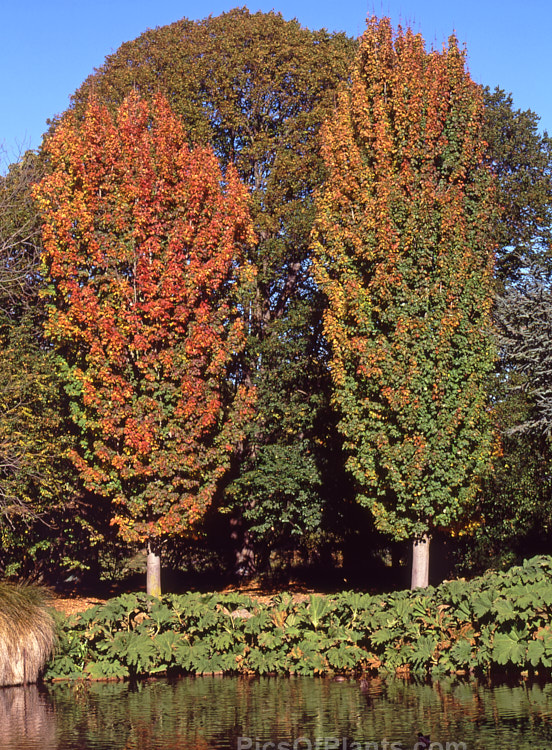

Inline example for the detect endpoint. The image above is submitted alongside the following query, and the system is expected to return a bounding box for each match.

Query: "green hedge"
[45,555,552,681]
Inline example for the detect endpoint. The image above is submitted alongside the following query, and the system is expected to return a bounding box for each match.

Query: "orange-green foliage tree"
[313,18,497,587]
[34,92,255,594]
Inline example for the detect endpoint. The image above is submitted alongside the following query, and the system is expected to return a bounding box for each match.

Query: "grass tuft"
[0,583,56,686]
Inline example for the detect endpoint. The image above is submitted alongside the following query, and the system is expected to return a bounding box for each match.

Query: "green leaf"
[492,630,527,666]
[527,639,546,667]
[306,595,331,630]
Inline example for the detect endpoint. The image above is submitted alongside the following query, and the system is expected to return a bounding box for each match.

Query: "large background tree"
[313,18,497,588]
[34,92,255,594]
[62,8,357,575]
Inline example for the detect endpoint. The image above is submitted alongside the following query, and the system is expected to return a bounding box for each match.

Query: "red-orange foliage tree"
[313,19,497,587]
[34,92,255,594]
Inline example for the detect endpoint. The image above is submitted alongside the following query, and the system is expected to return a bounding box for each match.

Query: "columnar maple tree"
[34,92,255,594]
[313,18,497,587]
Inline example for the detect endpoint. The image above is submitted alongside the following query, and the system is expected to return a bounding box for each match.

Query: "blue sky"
[1,0,549,167]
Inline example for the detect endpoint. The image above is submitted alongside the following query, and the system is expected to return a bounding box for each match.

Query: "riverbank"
[43,555,552,682]
[50,585,315,617]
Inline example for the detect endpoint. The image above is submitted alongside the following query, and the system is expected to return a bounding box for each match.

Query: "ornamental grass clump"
[0,583,56,686]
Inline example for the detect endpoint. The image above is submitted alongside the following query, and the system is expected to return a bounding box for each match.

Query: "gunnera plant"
[0,583,56,686]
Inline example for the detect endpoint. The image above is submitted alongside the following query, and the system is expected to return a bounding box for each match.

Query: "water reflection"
[0,685,57,750]
[1,676,552,750]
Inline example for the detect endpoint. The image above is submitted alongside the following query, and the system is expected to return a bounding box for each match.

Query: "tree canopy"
[69,8,355,322]
[2,8,551,587]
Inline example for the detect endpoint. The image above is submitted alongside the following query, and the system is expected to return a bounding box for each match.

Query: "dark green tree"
[482,88,552,284]
[454,382,552,575]
[64,8,357,574]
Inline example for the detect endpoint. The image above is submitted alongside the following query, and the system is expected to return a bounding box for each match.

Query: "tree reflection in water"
[0,685,57,749]
[1,676,552,750]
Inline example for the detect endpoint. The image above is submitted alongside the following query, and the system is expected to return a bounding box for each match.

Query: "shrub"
[46,556,552,681]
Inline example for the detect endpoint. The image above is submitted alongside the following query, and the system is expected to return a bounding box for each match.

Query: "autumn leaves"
[33,18,495,587]
[34,94,255,548]
[312,20,496,580]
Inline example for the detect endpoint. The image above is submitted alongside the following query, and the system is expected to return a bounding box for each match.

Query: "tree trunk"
[230,515,257,578]
[146,542,162,597]
[411,534,430,589]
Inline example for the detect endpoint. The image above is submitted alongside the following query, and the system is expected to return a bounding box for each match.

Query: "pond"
[2,675,552,750]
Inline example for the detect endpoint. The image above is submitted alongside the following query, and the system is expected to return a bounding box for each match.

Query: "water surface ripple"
[2,675,552,750]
